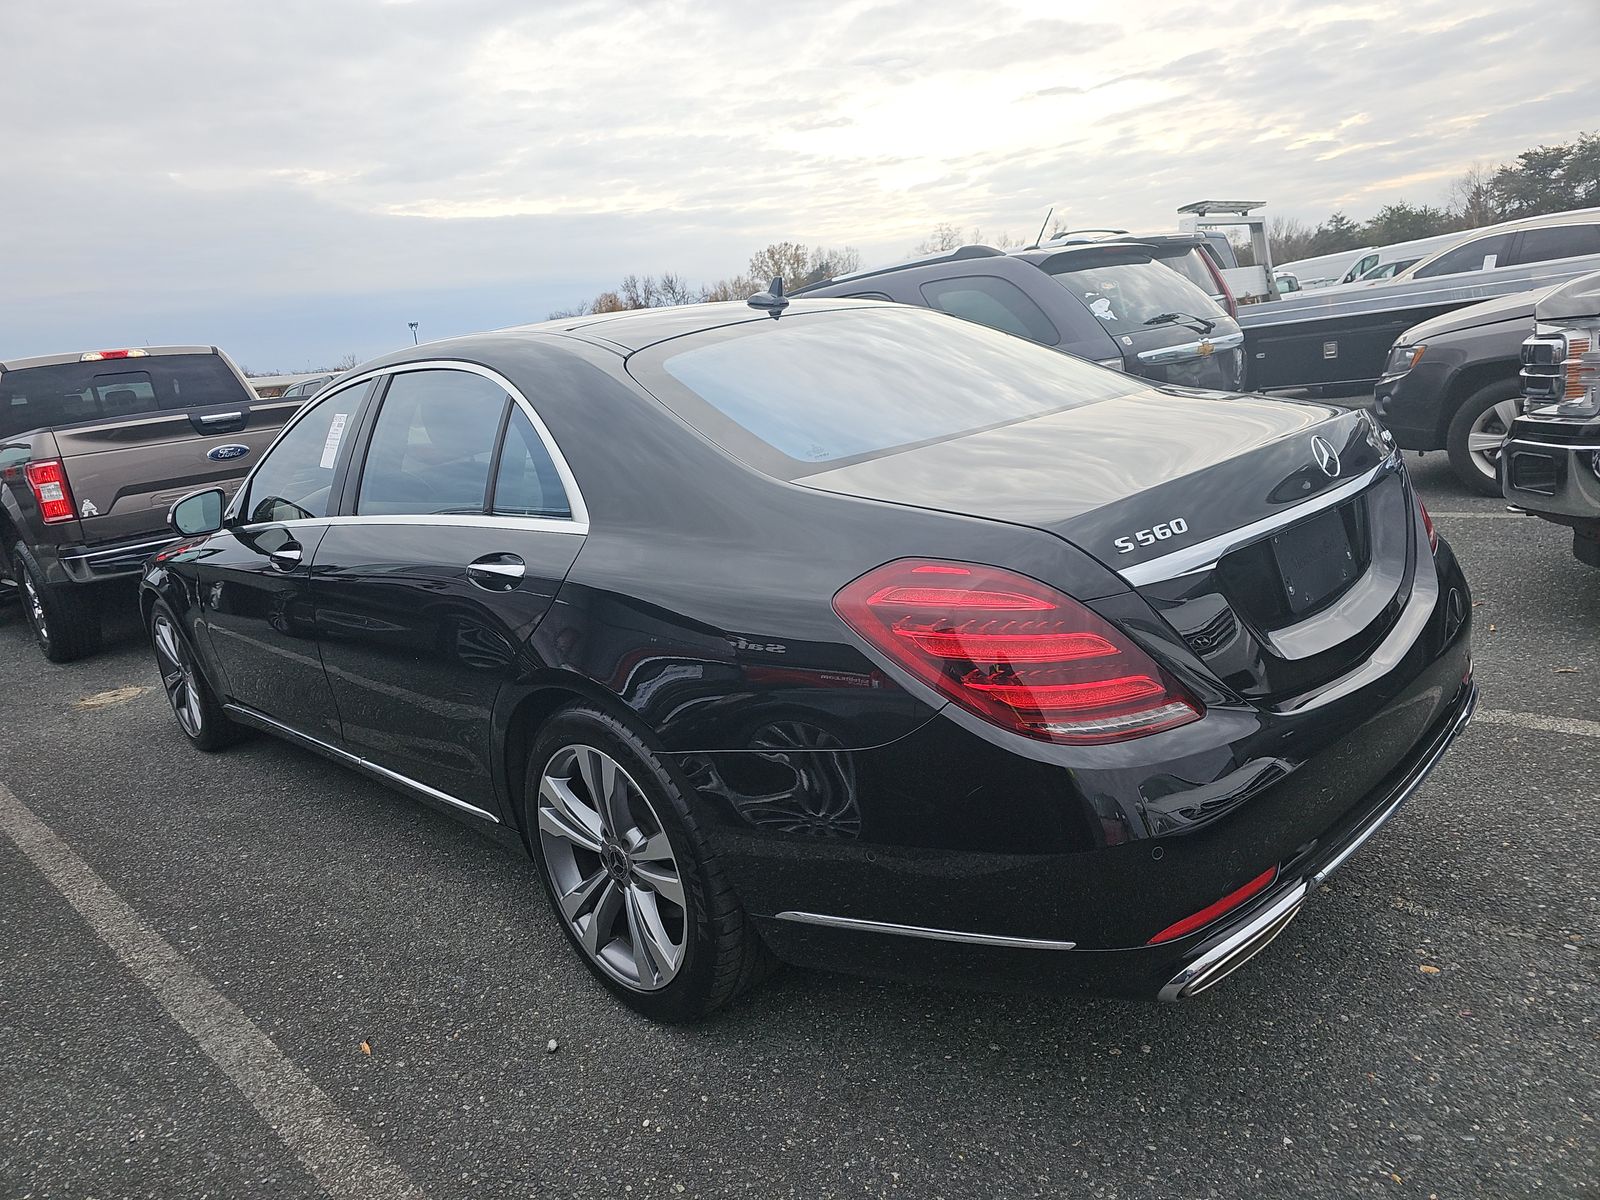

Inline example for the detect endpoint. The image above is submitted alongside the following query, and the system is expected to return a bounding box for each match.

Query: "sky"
[2,0,1596,371]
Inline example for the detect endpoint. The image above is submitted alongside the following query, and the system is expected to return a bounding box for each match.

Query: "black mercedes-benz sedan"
[141,298,1475,1022]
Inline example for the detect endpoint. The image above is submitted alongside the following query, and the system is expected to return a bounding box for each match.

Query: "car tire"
[147,599,244,751]
[523,704,778,1022]
[1446,379,1521,496]
[12,541,102,663]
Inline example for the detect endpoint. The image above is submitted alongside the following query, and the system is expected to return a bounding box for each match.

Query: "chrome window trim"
[1119,453,1400,586]
[226,359,590,533]
[223,703,501,824]
[1135,330,1245,363]
[774,910,1076,951]
[235,513,587,537]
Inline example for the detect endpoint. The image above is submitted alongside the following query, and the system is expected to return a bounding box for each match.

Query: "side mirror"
[169,487,226,537]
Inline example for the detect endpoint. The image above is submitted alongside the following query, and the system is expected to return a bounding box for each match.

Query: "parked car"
[143,298,1475,1022]
[1042,229,1239,316]
[1358,258,1421,283]
[1503,271,1600,568]
[278,374,334,400]
[1374,288,1543,494]
[798,241,1246,390]
[0,345,304,661]
[1240,207,1600,392]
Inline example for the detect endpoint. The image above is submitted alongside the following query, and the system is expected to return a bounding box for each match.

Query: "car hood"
[795,387,1384,573]
[1399,287,1543,342]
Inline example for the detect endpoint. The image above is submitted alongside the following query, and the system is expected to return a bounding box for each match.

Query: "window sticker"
[319,412,349,470]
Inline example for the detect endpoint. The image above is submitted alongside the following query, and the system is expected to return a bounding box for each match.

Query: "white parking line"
[1477,709,1600,739]
[1430,512,1529,519]
[0,783,426,1200]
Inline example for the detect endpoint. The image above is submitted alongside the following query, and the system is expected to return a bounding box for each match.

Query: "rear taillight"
[1147,865,1277,944]
[833,559,1202,745]
[1418,498,1439,554]
[24,459,77,524]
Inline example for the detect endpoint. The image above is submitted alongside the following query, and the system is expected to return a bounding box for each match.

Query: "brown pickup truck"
[1,346,305,661]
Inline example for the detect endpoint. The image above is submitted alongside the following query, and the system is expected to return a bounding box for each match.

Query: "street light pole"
[408,321,419,345]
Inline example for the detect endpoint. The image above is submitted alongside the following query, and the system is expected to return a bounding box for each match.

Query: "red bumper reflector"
[1147,865,1279,945]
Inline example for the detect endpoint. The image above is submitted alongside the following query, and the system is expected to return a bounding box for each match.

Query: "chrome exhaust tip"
[1158,883,1307,1002]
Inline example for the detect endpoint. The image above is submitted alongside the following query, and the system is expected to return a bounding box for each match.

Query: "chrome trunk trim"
[1119,453,1400,586]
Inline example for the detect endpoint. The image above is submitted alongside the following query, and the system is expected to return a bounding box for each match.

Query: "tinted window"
[1412,234,1514,278]
[1512,224,1600,265]
[240,389,362,524]
[1154,248,1219,294]
[1043,254,1226,327]
[641,307,1139,476]
[0,353,251,438]
[357,370,507,516]
[491,408,571,519]
[918,276,1059,345]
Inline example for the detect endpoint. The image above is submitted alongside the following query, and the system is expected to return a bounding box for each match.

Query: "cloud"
[1,0,1595,365]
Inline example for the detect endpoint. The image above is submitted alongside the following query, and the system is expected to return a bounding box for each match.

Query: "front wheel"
[1446,379,1520,496]
[148,600,243,751]
[524,705,777,1022]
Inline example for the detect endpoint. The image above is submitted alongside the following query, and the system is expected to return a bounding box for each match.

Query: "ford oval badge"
[207,444,250,462]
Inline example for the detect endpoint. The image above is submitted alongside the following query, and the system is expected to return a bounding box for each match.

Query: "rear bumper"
[747,676,1477,1002]
[44,534,179,584]
[1158,678,1476,1000]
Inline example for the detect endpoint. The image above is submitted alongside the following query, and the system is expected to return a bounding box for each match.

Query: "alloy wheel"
[1465,397,1520,482]
[536,744,687,992]
[152,613,205,738]
[21,573,49,648]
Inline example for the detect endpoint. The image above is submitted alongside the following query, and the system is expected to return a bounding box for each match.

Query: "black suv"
[797,240,1245,390]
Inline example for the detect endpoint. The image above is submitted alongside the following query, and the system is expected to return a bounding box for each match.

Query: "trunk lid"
[797,389,1413,703]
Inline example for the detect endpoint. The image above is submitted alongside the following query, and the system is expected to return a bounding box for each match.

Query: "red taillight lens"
[1147,865,1277,945]
[1418,498,1438,553]
[833,559,1202,745]
[79,348,148,362]
[24,459,77,524]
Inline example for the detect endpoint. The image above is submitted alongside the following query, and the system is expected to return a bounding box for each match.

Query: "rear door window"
[1509,224,1600,265]
[918,275,1059,345]
[1412,234,1514,278]
[356,369,509,516]
[490,408,572,519]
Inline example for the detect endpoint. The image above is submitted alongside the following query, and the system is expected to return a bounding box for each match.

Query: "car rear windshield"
[0,354,251,439]
[1045,253,1226,328]
[633,307,1140,477]
[1153,248,1220,295]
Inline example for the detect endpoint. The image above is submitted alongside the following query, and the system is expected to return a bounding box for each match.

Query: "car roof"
[0,345,219,372]
[797,239,1163,295]
[503,298,880,352]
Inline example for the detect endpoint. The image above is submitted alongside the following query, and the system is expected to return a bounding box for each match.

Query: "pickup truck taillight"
[24,459,77,523]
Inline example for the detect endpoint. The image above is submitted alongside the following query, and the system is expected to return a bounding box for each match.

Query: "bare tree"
[1448,162,1502,228]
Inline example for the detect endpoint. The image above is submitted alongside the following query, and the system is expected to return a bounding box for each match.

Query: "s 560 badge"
[1114,518,1189,554]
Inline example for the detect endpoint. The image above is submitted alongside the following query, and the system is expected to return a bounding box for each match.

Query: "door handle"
[268,544,303,571]
[466,553,526,590]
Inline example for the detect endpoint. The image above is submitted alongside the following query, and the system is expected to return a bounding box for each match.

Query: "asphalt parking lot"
[1,451,1595,1200]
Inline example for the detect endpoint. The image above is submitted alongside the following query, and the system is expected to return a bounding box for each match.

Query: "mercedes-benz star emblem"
[1311,435,1341,478]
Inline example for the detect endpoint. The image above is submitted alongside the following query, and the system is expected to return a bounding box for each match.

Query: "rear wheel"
[12,541,101,663]
[148,600,243,751]
[524,704,776,1022]
[1446,379,1520,496]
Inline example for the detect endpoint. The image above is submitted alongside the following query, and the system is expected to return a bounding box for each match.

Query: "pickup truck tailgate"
[54,399,300,545]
